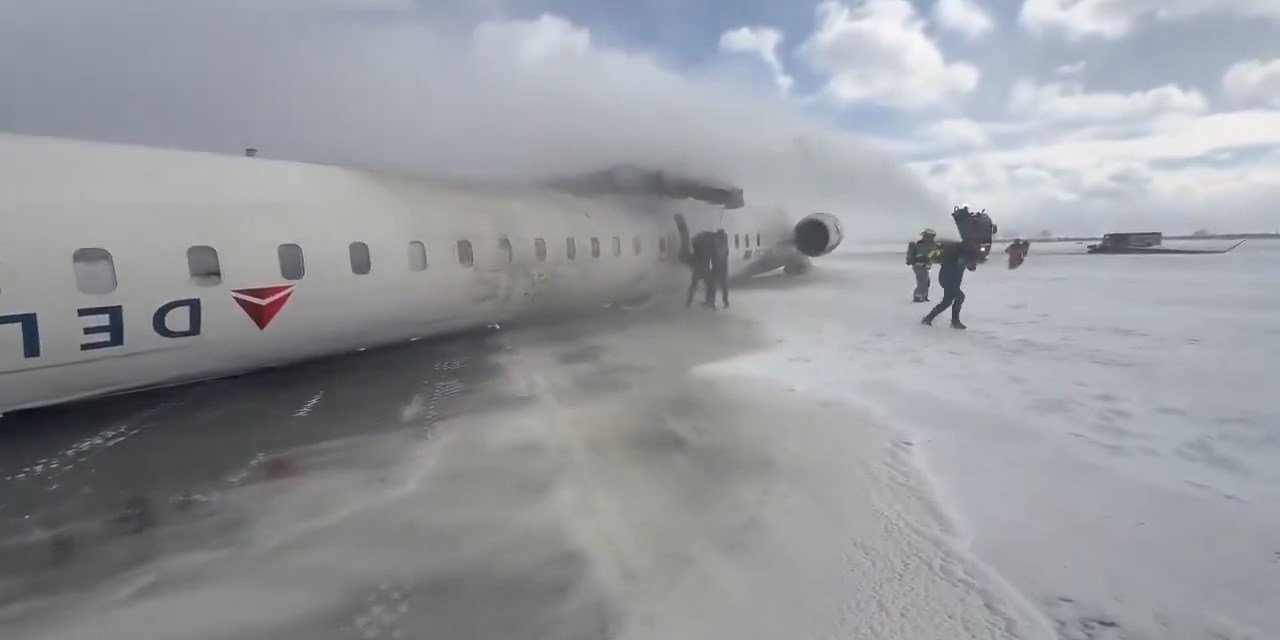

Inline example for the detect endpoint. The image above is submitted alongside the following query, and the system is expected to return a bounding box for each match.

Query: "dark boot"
[950,319,967,330]
[921,315,934,326]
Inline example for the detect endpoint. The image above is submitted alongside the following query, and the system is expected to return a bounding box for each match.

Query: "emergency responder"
[922,240,979,329]
[1005,239,1019,269]
[1005,239,1027,269]
[686,230,717,308]
[712,229,730,308]
[906,228,939,302]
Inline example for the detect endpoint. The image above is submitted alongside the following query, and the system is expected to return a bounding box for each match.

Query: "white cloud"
[718,26,795,95]
[799,0,980,109]
[1008,79,1209,123]
[1020,0,1280,40]
[472,13,594,65]
[1054,60,1086,76]
[934,0,995,40]
[918,118,990,149]
[913,109,1280,234]
[1223,58,1280,107]
[924,155,1280,236]
[996,110,1280,172]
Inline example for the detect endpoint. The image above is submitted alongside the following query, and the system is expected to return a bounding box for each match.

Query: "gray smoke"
[0,0,944,235]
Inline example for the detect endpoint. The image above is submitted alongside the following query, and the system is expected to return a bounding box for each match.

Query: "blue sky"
[2,0,1279,235]
[488,0,1280,135]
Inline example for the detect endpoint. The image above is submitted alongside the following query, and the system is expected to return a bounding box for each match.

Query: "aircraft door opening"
[674,214,691,266]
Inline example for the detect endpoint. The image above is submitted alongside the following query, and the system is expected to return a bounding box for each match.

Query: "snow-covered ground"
[707,239,1280,640]
[7,240,1278,640]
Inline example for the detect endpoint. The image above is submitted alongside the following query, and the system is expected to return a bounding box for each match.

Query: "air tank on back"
[793,212,844,257]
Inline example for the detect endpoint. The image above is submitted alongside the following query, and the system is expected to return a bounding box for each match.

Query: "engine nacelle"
[793,212,844,257]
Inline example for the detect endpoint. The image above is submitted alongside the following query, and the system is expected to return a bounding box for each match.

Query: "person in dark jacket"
[711,229,730,308]
[922,241,978,329]
[686,230,717,308]
[1005,239,1029,269]
[906,228,938,302]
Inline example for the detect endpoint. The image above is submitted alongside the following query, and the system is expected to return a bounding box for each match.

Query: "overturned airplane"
[0,133,844,413]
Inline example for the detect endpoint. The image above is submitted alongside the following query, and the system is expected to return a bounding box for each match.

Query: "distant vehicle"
[1087,232,1244,255]
[1095,232,1163,250]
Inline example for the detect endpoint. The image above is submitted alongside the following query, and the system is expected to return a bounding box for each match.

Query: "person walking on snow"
[1006,239,1029,269]
[906,228,939,302]
[922,241,978,330]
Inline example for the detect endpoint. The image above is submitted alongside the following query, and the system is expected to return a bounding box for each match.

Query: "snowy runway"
[710,240,1280,640]
[3,241,1277,640]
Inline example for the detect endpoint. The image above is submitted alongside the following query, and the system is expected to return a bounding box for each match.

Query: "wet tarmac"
[0,299,775,639]
[0,325,506,600]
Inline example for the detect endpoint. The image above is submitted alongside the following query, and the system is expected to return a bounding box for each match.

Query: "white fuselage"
[0,134,816,413]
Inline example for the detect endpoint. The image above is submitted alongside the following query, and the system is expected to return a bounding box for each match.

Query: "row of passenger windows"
[64,232,766,295]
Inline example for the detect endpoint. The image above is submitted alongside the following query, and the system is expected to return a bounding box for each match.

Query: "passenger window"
[187,245,221,286]
[498,238,512,264]
[278,244,305,280]
[590,237,601,258]
[408,241,428,272]
[535,238,547,261]
[457,240,474,267]
[757,233,762,246]
[73,248,118,294]
[349,242,372,275]
[743,234,750,248]
[611,236,621,257]
[566,238,577,260]
[659,236,668,254]
[734,234,740,249]
[633,236,642,255]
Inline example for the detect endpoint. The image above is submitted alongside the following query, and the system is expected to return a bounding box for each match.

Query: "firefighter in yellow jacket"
[906,228,939,302]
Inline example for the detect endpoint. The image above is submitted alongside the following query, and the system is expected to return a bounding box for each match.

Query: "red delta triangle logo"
[231,285,296,330]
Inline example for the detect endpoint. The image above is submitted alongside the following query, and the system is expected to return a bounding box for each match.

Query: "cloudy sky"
[2,0,1278,237]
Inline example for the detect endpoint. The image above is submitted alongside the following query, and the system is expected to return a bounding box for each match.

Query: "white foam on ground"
[13,243,1278,640]
[498,336,1051,640]
[703,240,1280,640]
[14,300,1055,640]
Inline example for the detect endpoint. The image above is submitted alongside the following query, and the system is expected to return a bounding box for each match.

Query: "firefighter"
[907,228,939,302]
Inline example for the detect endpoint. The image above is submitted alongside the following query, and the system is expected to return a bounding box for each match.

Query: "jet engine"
[793,212,844,257]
